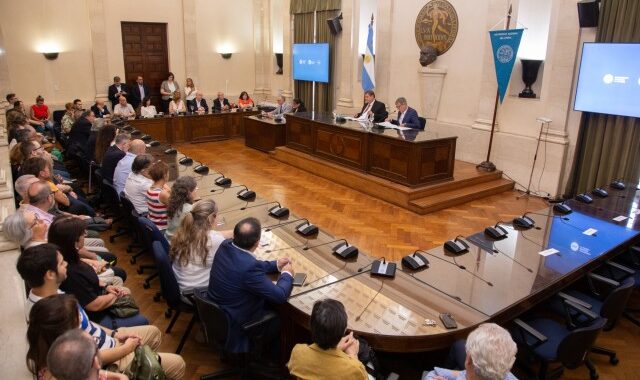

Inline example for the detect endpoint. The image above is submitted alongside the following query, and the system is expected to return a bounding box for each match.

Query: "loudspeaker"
[327,13,343,35]
[577,1,599,28]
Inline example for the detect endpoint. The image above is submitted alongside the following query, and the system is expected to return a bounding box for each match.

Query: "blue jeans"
[98,313,149,329]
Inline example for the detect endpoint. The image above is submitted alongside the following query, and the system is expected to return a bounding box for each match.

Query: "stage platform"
[271,146,514,214]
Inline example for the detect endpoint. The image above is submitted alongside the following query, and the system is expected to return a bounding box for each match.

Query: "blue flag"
[362,20,375,91]
[489,29,524,103]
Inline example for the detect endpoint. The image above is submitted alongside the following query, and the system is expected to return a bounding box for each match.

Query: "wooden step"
[409,178,515,214]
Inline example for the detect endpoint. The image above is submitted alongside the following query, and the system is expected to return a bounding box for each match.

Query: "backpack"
[123,345,166,380]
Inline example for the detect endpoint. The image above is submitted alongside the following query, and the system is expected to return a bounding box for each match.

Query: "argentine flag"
[362,19,375,91]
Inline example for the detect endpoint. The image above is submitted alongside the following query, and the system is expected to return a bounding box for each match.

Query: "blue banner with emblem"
[489,29,524,103]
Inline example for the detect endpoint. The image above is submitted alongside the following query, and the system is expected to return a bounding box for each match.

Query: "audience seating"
[137,216,167,289]
[119,194,145,255]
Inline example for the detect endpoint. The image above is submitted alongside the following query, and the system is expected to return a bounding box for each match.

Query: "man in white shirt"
[113,96,135,119]
[268,95,292,117]
[113,139,146,195]
[124,154,154,214]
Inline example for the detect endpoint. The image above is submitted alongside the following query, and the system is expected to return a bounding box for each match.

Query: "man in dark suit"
[100,133,130,184]
[388,97,422,130]
[212,91,231,112]
[190,91,208,114]
[67,110,95,157]
[130,75,150,110]
[107,76,129,109]
[355,90,388,122]
[208,217,294,354]
[90,99,110,118]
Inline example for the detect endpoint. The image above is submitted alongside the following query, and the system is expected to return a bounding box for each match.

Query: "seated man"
[355,90,388,122]
[387,97,422,130]
[113,96,135,119]
[423,323,517,380]
[191,91,209,114]
[207,217,294,354]
[288,299,368,380]
[113,139,145,195]
[123,153,154,214]
[268,95,292,118]
[67,110,95,157]
[213,91,231,112]
[101,132,131,184]
[47,330,128,380]
[90,99,111,119]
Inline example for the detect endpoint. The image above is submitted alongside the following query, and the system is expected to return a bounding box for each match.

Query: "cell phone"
[292,273,307,286]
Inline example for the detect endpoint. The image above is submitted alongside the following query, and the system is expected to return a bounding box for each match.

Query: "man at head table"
[268,95,292,118]
[191,91,209,114]
[113,96,135,119]
[386,97,422,130]
[213,91,231,112]
[354,90,388,122]
[90,99,110,119]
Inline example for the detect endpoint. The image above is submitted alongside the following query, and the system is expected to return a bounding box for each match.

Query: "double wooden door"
[121,22,169,108]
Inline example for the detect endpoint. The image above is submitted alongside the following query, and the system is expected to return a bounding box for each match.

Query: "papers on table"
[375,121,413,131]
[539,248,559,257]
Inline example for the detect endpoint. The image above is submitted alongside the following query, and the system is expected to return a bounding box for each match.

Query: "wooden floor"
[102,138,640,380]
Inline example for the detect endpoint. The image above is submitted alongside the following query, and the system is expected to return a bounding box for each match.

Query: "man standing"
[213,91,231,112]
[387,97,422,129]
[101,133,131,184]
[130,75,149,110]
[268,95,292,117]
[113,139,146,195]
[208,217,294,354]
[355,90,388,122]
[108,76,129,109]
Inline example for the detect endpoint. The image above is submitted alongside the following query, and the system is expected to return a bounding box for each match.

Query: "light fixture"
[220,53,232,59]
[43,52,59,60]
[275,53,283,74]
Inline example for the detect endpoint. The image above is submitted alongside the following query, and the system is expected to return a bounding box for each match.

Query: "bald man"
[113,139,146,195]
[213,91,231,112]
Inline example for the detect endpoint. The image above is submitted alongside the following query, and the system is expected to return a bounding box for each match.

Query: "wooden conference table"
[147,140,640,352]
[128,110,259,144]
[284,112,458,187]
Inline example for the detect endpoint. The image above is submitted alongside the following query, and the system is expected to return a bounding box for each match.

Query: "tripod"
[518,117,551,199]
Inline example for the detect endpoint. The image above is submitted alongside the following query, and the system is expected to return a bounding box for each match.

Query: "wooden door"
[121,22,168,108]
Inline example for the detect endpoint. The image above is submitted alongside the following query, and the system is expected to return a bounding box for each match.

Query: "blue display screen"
[574,43,640,118]
[292,43,330,83]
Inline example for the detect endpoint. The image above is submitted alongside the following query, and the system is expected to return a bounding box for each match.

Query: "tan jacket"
[287,343,368,380]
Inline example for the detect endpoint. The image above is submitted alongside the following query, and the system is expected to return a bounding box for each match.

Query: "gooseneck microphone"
[414,250,493,287]
[355,280,385,321]
[263,218,308,232]
[490,244,534,273]
[209,184,246,195]
[302,239,347,251]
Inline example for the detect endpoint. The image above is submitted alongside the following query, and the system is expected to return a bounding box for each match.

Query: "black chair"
[607,246,640,326]
[511,304,607,380]
[137,216,168,289]
[193,288,281,380]
[100,180,127,241]
[119,193,144,254]
[418,116,426,130]
[151,241,197,354]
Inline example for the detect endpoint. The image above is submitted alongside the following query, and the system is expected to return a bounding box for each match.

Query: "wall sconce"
[275,53,283,75]
[220,53,232,59]
[43,52,59,60]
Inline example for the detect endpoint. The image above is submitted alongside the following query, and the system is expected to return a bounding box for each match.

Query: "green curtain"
[565,0,640,196]
[290,0,340,14]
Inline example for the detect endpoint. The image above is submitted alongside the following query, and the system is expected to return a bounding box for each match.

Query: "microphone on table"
[210,184,246,194]
[303,239,359,260]
[263,218,308,232]
[355,280,385,321]
[164,145,177,155]
[414,249,493,287]
[236,185,256,201]
[193,160,209,174]
[240,201,290,218]
[214,174,232,187]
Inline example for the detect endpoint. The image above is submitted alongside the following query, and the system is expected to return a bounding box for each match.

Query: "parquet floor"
[102,138,640,380]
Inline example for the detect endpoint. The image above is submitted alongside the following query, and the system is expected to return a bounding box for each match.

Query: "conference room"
[1,0,640,379]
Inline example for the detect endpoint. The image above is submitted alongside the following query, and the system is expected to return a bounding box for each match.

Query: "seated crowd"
[5,89,515,380]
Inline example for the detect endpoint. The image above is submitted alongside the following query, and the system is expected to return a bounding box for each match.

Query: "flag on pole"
[362,16,375,91]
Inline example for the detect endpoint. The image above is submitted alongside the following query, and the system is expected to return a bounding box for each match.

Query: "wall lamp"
[220,53,232,59]
[43,52,59,60]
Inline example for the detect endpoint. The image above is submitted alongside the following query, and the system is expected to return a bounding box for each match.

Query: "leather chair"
[511,303,607,380]
[100,179,127,241]
[137,216,168,289]
[151,241,197,354]
[119,193,145,255]
[193,288,282,380]
[418,116,426,130]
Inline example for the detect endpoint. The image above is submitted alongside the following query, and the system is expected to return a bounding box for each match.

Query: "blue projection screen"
[574,43,640,118]
[292,43,330,83]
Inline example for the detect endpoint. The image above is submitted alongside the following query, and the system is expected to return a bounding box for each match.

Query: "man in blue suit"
[208,217,295,354]
[388,97,423,130]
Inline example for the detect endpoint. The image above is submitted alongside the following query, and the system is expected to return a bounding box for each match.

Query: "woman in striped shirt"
[146,161,171,230]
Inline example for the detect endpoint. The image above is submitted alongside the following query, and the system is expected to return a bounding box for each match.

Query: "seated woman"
[237,91,254,109]
[140,96,158,118]
[61,102,76,135]
[168,92,186,115]
[164,176,197,241]
[26,294,185,380]
[124,154,154,214]
[292,98,307,113]
[288,299,368,380]
[169,199,231,293]
[49,216,146,328]
[146,160,171,230]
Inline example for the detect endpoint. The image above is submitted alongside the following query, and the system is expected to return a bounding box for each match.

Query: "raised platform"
[271,146,514,214]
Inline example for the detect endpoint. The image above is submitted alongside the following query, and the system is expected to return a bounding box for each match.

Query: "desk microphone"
[164,145,177,155]
[193,160,209,174]
[240,201,289,218]
[355,280,385,321]
[263,218,308,232]
[524,211,570,221]
[210,184,245,194]
[415,250,493,286]
[214,174,232,187]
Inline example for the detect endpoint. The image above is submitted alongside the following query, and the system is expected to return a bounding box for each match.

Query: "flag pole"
[477,4,512,172]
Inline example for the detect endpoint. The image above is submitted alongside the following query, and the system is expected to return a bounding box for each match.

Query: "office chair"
[418,116,426,130]
[151,241,197,354]
[100,179,127,241]
[136,216,168,289]
[511,300,607,380]
[193,288,282,379]
[119,194,145,254]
